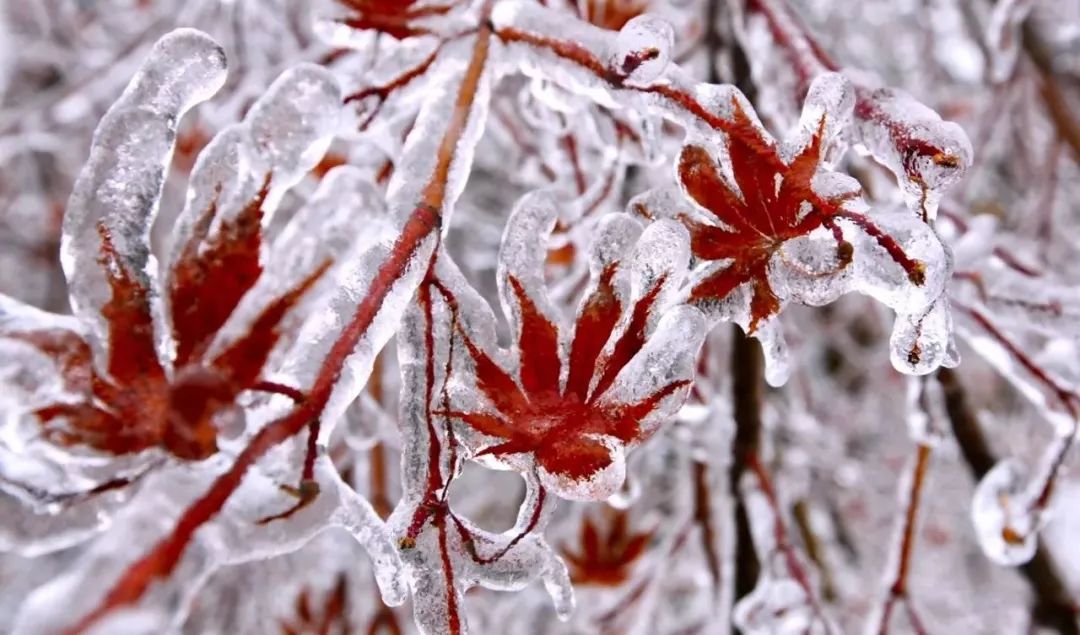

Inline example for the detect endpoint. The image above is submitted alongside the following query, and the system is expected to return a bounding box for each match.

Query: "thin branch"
[730,326,764,606]
[938,369,1079,635]
[874,442,933,635]
[693,459,722,595]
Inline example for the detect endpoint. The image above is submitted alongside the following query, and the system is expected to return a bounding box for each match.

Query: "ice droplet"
[733,576,826,635]
[609,15,674,85]
[906,376,948,445]
[972,459,1038,566]
[755,319,792,387]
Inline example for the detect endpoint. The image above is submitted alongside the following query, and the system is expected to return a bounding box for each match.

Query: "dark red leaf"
[566,264,621,400]
[211,259,332,391]
[508,275,561,398]
[170,175,270,367]
[536,434,613,481]
[96,223,165,385]
[459,331,529,417]
[676,99,925,333]
[590,275,666,401]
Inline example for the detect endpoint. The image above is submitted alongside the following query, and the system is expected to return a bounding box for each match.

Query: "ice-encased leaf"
[164,64,342,372]
[391,260,574,634]
[61,29,227,370]
[433,192,703,501]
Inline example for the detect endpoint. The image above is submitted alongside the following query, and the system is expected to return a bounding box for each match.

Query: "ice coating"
[342,37,446,135]
[850,210,949,314]
[1,295,158,551]
[429,194,704,502]
[600,305,706,437]
[384,32,495,232]
[733,0,974,224]
[637,76,952,379]
[60,29,227,368]
[587,212,644,276]
[241,64,343,190]
[796,73,854,167]
[971,459,1038,567]
[185,66,343,365]
[12,454,404,634]
[0,0,1013,631]
[165,127,245,273]
[264,167,396,429]
[623,219,691,319]
[955,308,1077,433]
[497,190,567,369]
[755,319,792,388]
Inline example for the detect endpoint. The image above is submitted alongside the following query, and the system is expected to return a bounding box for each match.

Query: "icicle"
[61,29,227,368]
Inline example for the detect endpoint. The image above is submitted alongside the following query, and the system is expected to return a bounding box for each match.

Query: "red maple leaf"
[335,0,458,39]
[441,255,691,499]
[584,0,651,31]
[18,180,329,460]
[676,99,926,332]
[561,507,653,586]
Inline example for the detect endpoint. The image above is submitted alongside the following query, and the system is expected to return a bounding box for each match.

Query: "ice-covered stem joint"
[743,0,972,222]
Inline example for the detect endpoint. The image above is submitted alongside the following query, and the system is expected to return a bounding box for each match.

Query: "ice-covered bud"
[852,87,973,221]
[972,459,1038,566]
[733,576,827,635]
[608,15,674,85]
[755,319,791,387]
[890,297,954,376]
